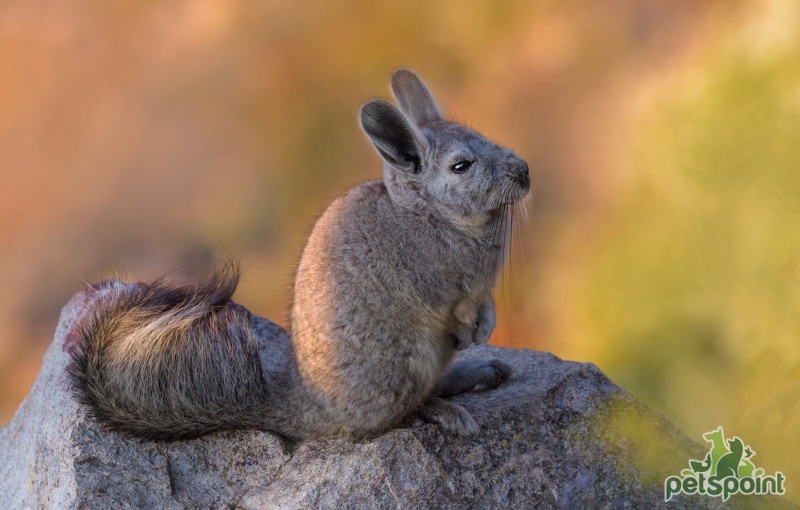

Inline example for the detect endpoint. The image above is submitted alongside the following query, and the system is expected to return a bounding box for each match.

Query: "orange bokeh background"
[2,0,798,501]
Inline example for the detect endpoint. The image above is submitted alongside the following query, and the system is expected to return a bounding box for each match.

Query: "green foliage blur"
[563,8,800,495]
[0,0,797,501]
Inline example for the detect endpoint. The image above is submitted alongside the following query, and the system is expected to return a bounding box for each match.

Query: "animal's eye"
[450,160,473,174]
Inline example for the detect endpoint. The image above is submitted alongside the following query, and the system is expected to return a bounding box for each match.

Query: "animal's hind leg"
[419,397,479,436]
[434,358,512,398]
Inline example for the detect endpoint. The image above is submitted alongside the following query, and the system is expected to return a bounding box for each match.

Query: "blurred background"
[1,0,798,501]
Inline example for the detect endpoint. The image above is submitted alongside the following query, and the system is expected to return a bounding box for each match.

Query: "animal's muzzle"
[509,158,530,190]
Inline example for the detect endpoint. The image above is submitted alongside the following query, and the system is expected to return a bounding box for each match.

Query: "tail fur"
[67,261,272,440]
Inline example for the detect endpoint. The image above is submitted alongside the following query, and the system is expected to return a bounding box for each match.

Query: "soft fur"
[67,69,530,441]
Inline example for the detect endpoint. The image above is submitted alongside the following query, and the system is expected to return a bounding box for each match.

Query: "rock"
[0,287,795,509]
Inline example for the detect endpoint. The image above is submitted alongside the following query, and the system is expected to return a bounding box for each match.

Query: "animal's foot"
[479,358,512,389]
[419,398,480,436]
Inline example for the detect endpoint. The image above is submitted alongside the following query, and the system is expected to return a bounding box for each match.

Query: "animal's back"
[291,180,456,434]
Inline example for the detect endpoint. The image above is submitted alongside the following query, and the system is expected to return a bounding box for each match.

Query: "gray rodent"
[67,69,530,441]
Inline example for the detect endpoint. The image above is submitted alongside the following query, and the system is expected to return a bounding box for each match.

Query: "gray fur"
[434,358,512,398]
[68,69,530,441]
[391,68,444,126]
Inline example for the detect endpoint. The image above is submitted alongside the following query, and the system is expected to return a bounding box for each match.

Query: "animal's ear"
[391,69,443,127]
[360,99,424,174]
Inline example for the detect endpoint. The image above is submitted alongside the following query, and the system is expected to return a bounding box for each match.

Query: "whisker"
[515,194,531,276]
[508,203,515,286]
[500,200,513,347]
[477,182,526,348]
[500,203,511,342]
[488,188,510,277]
[478,222,498,286]
[76,274,92,288]
[478,188,506,282]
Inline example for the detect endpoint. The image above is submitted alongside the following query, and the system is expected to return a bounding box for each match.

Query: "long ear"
[391,69,443,126]
[360,99,424,174]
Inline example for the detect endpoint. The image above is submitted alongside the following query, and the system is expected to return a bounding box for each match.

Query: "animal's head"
[728,438,744,454]
[360,69,529,227]
[703,426,724,443]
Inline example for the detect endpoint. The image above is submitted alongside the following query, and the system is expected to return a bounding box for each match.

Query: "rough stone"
[0,287,795,509]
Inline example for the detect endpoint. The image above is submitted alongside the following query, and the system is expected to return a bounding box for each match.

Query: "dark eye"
[450,160,473,173]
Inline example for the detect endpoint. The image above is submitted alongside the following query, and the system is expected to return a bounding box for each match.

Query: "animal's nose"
[509,157,530,189]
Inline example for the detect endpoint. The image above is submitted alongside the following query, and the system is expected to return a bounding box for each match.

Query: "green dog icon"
[702,426,728,476]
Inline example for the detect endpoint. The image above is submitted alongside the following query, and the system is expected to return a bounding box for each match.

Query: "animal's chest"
[410,239,496,305]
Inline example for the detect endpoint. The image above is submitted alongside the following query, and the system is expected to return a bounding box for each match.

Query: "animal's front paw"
[472,296,496,346]
[420,398,480,436]
[453,325,473,352]
[473,318,494,346]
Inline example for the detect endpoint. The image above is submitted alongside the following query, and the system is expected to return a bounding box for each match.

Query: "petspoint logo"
[664,426,786,502]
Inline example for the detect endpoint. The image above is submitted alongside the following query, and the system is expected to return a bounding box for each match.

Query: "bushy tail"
[67,261,272,440]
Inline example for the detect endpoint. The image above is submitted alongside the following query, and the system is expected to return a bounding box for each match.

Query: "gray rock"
[0,288,795,509]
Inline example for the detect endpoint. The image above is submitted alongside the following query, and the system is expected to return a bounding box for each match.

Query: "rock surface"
[0,287,795,509]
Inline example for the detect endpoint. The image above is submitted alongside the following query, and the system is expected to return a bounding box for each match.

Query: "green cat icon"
[716,438,744,478]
